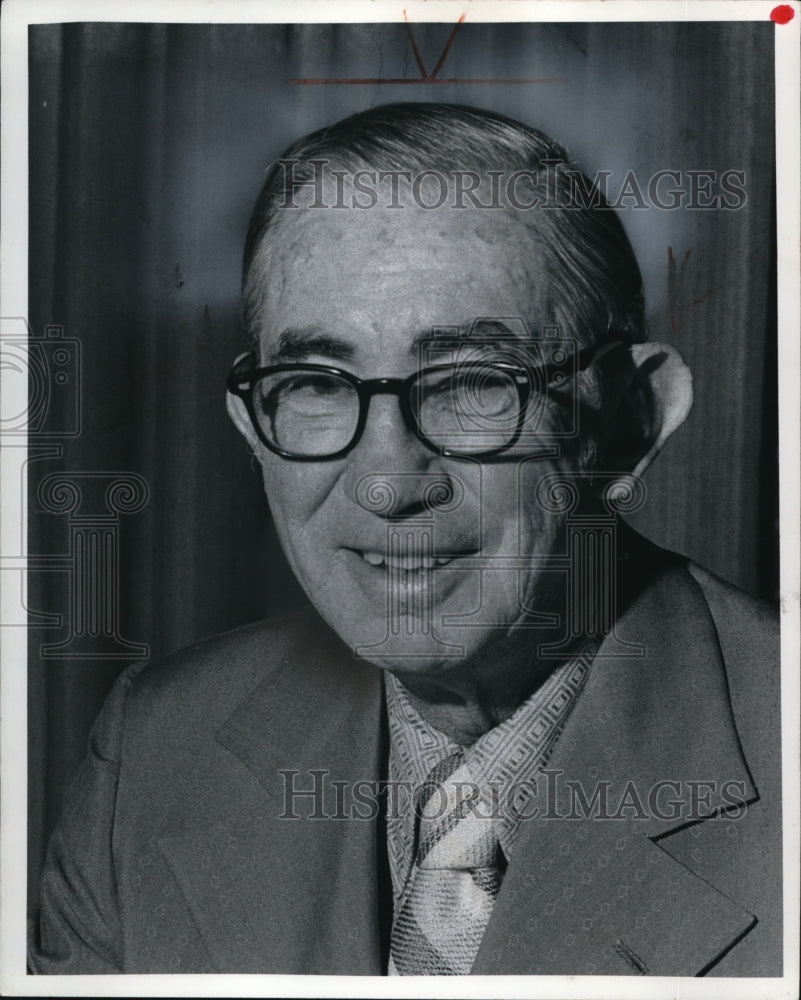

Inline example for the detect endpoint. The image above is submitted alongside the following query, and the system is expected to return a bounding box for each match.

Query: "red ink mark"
[770,4,794,22]
[288,76,571,85]
[686,287,723,307]
[427,13,466,80]
[403,10,430,80]
[288,12,570,86]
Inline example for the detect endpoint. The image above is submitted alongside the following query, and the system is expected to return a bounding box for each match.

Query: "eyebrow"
[268,319,525,365]
[409,319,522,353]
[269,329,356,363]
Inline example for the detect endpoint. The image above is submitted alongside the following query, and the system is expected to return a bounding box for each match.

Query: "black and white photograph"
[1,1,799,996]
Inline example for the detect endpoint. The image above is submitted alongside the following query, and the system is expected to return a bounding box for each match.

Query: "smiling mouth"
[358,550,456,570]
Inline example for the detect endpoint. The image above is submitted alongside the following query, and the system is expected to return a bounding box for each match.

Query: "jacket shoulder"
[687,562,780,787]
[134,612,308,698]
[92,607,329,763]
[687,562,778,653]
[686,562,779,688]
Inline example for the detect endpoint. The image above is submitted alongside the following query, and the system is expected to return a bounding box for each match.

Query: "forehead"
[255,202,553,353]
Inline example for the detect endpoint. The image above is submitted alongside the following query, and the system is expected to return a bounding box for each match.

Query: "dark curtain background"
[26,21,777,913]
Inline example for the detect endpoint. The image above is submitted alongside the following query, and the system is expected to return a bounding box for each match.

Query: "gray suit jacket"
[29,537,782,976]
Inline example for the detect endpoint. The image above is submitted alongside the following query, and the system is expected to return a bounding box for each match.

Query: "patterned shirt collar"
[384,643,597,903]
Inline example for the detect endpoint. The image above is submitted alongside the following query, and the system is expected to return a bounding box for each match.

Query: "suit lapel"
[159,610,389,973]
[474,559,759,975]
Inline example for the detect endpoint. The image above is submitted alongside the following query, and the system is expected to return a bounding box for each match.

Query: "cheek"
[492,458,575,558]
[516,502,565,555]
[259,453,342,542]
[478,462,566,549]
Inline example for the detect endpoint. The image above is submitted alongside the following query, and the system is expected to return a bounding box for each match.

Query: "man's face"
[245,197,584,676]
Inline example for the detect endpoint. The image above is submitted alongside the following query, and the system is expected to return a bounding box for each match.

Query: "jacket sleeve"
[28,663,145,974]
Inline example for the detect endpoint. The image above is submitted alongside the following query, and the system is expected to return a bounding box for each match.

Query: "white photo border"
[2,1,799,997]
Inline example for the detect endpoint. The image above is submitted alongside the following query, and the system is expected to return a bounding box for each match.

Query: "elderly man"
[29,103,780,977]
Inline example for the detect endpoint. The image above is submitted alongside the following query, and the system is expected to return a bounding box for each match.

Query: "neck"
[388,630,581,745]
[387,522,649,744]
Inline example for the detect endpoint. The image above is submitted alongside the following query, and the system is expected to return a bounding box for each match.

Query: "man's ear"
[226,349,260,451]
[226,389,259,451]
[226,349,262,452]
[607,342,693,480]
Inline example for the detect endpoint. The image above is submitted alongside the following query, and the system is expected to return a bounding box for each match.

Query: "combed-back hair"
[241,102,646,357]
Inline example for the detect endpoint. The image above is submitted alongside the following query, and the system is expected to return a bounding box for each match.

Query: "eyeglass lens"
[258,370,361,457]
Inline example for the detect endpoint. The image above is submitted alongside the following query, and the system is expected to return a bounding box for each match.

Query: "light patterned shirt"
[384,642,598,904]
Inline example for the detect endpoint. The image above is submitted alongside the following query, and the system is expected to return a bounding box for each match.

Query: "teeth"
[388,556,433,571]
[359,551,455,569]
[362,551,385,566]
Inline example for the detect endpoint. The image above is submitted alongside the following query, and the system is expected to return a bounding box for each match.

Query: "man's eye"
[260,373,353,419]
[426,374,456,396]
[283,375,344,397]
[454,367,519,394]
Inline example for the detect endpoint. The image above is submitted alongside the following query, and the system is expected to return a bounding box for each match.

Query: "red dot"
[770,4,795,23]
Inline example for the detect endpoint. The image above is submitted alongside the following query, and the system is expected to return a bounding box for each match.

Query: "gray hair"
[241,102,645,354]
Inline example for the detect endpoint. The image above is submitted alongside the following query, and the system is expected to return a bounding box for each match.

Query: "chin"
[321,605,470,674]
[361,649,471,677]
[362,620,512,683]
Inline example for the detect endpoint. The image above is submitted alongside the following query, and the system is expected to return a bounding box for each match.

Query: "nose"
[343,393,445,518]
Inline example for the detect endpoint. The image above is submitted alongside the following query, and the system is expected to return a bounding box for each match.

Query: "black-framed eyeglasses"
[226,337,630,461]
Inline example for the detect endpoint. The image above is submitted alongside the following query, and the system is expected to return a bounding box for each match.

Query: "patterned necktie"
[389,750,505,975]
